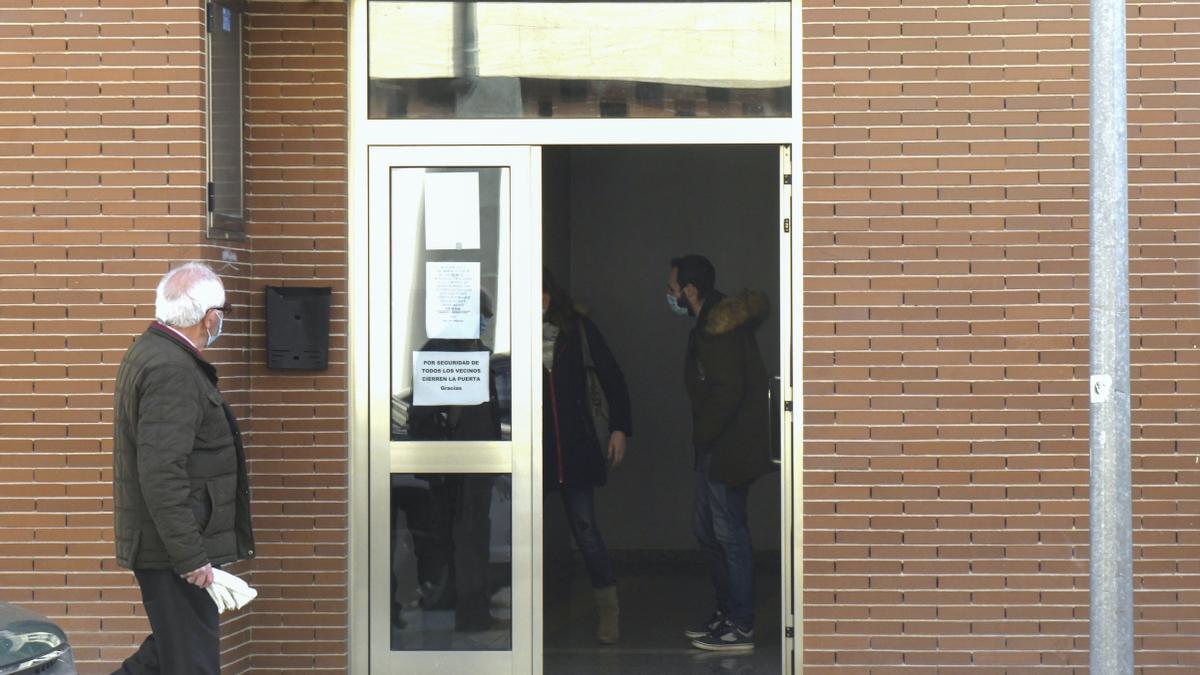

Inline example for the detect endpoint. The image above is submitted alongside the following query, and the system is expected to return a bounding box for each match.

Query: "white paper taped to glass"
[426,261,481,339]
[413,351,490,406]
[423,172,481,251]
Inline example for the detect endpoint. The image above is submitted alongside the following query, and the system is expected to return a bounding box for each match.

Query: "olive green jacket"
[112,323,255,574]
[685,291,774,487]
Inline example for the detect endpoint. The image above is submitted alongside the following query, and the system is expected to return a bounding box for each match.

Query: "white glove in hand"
[205,569,258,614]
[215,584,236,612]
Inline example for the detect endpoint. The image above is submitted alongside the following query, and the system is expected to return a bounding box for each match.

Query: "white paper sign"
[424,172,481,251]
[413,351,490,406]
[1090,374,1113,403]
[426,262,480,339]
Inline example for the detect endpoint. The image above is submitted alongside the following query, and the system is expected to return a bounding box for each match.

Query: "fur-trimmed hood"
[705,290,769,336]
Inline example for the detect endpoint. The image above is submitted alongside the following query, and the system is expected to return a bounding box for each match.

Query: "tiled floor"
[544,558,782,674]
[387,553,784,672]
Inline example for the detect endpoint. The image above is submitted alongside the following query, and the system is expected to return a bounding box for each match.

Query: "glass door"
[367,146,540,673]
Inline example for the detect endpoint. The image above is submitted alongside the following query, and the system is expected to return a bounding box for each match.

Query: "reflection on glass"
[209,2,243,234]
[389,167,512,441]
[368,1,791,119]
[390,473,513,650]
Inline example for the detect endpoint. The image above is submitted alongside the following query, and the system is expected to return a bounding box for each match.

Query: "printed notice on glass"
[423,172,480,251]
[426,262,480,339]
[413,351,490,406]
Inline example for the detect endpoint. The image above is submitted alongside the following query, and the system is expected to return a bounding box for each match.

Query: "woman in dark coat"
[542,270,632,644]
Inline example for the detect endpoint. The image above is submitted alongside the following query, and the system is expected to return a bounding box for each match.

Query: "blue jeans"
[693,469,754,631]
[561,487,616,589]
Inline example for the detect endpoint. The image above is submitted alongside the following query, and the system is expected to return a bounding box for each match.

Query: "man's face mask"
[666,290,690,316]
[206,311,223,347]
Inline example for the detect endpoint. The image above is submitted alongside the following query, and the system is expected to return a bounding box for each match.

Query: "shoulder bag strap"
[578,318,596,369]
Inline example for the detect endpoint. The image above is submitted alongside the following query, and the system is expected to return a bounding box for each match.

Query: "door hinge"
[784,400,793,412]
[783,173,792,185]
[785,626,794,638]
[206,2,214,33]
[783,217,791,234]
[207,181,215,212]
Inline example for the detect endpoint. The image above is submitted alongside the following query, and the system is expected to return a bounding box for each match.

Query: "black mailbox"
[265,285,330,370]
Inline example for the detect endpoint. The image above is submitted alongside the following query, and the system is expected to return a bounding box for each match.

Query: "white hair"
[155,262,225,328]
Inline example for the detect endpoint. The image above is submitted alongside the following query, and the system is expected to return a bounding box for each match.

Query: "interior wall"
[541,148,577,573]
[542,149,572,289]
[559,145,782,551]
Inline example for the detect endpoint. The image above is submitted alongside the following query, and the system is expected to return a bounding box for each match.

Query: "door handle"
[769,375,783,465]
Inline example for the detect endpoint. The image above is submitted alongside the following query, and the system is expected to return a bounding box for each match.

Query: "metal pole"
[454,1,479,80]
[1089,0,1132,671]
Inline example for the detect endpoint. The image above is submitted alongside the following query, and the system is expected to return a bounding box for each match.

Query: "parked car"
[0,603,75,675]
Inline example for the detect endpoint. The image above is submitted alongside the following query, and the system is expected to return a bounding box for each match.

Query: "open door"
[366,146,541,674]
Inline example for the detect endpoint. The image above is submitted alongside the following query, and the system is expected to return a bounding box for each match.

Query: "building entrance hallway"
[539,146,785,674]
[543,554,782,674]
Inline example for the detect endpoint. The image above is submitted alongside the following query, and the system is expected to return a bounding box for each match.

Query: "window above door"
[366,0,791,119]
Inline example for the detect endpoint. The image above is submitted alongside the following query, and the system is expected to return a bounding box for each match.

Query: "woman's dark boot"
[594,585,619,644]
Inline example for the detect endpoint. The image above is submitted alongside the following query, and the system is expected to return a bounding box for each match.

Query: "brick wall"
[242,0,348,672]
[6,0,1199,671]
[0,0,348,672]
[803,0,1200,670]
[0,0,221,671]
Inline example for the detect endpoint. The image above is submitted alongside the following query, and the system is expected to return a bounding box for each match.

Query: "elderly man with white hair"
[111,262,255,675]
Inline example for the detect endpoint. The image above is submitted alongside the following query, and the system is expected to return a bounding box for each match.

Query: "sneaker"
[683,611,726,639]
[691,619,755,652]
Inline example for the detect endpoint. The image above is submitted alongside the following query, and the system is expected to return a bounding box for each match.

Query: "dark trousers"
[113,569,219,675]
[450,476,496,629]
[693,469,755,631]
[560,487,616,589]
[390,476,497,630]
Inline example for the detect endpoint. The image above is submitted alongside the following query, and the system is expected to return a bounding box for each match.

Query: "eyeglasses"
[207,302,232,315]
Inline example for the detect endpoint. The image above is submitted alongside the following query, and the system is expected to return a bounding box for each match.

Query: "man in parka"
[111,262,255,675]
[667,254,772,652]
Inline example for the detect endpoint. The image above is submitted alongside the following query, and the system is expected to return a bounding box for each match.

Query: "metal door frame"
[363,145,541,673]
[355,142,798,674]
[347,1,804,671]
[778,145,798,674]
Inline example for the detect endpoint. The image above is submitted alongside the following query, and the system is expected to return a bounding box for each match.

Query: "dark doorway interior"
[542,145,783,674]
